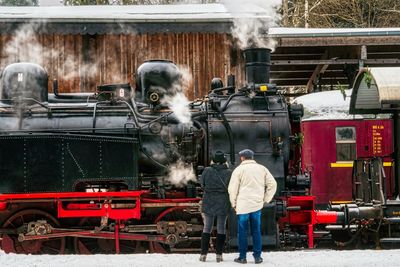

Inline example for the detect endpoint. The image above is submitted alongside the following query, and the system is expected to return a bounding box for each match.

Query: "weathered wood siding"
[0,33,244,100]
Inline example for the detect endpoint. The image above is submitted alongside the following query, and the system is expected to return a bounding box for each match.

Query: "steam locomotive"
[0,48,308,254]
[0,47,399,254]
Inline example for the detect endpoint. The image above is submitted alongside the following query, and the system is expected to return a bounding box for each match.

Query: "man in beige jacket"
[228,149,277,264]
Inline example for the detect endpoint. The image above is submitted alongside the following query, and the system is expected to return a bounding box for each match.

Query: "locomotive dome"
[0,62,48,104]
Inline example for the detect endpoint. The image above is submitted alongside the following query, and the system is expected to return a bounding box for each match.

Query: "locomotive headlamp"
[149,92,160,102]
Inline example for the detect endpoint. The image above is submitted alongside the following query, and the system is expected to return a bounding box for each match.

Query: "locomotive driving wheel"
[1,209,65,254]
[73,217,139,254]
[149,207,203,253]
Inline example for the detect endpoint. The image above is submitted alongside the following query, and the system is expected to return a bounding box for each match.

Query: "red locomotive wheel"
[73,217,139,254]
[149,207,203,253]
[2,209,65,254]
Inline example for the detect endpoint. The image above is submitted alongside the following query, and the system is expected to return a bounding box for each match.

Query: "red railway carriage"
[301,119,394,207]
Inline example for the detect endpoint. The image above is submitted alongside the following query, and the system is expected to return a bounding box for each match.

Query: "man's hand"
[263,202,275,208]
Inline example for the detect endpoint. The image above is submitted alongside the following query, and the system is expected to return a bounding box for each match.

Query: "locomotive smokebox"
[1,62,48,104]
[243,47,271,86]
[135,60,182,105]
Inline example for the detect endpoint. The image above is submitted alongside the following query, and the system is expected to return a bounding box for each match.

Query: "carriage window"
[336,127,356,161]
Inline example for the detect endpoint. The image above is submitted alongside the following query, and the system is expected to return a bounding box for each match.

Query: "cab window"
[336,127,356,161]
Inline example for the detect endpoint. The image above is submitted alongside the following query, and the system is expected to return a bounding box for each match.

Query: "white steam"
[3,23,44,65]
[222,0,281,50]
[2,22,97,82]
[167,160,196,187]
[161,65,193,125]
[0,22,126,91]
[162,92,192,124]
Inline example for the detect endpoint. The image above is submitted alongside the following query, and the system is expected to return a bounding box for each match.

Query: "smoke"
[162,92,192,124]
[62,57,98,81]
[166,160,196,187]
[2,23,47,66]
[160,65,193,125]
[0,21,121,91]
[222,0,281,50]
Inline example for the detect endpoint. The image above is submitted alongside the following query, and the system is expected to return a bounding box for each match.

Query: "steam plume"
[167,160,196,187]
[222,0,281,50]
[161,65,193,125]
[0,21,119,91]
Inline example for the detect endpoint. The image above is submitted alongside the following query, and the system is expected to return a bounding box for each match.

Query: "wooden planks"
[0,32,240,99]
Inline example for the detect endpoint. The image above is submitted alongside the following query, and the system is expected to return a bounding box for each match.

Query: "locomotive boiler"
[0,48,309,254]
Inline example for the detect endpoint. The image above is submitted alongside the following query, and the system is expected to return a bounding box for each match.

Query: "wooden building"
[0,4,243,99]
[0,4,400,98]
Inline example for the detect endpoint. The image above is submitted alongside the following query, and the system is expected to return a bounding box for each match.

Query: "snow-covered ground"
[1,249,400,267]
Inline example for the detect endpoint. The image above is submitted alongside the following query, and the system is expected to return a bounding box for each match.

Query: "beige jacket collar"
[240,159,256,165]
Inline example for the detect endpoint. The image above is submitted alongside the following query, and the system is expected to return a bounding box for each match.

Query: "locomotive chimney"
[243,48,271,86]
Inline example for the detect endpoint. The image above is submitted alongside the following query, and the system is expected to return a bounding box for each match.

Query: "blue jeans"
[237,209,262,259]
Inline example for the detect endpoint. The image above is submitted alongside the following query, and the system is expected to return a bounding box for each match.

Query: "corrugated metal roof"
[370,68,400,103]
[350,67,400,114]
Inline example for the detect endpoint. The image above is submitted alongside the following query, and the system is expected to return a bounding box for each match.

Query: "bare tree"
[284,0,400,27]
[309,0,400,27]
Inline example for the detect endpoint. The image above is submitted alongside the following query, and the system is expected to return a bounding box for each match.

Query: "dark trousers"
[237,209,262,259]
[202,214,228,234]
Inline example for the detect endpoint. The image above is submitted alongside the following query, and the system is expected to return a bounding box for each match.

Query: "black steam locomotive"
[0,48,309,254]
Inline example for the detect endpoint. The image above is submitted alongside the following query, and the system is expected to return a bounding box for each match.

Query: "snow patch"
[292,89,389,121]
[1,249,400,267]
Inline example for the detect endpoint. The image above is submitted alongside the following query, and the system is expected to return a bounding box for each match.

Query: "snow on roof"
[293,89,391,121]
[1,5,399,38]
[0,4,268,22]
[268,27,400,37]
[293,89,362,121]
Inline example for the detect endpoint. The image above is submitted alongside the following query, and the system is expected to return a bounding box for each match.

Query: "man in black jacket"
[199,151,232,262]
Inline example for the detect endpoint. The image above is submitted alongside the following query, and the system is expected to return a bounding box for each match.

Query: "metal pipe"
[220,92,245,112]
[393,111,400,198]
[115,220,120,254]
[215,106,235,165]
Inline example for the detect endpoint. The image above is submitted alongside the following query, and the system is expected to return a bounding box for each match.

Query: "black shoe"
[234,257,247,264]
[199,254,207,262]
[254,257,263,264]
